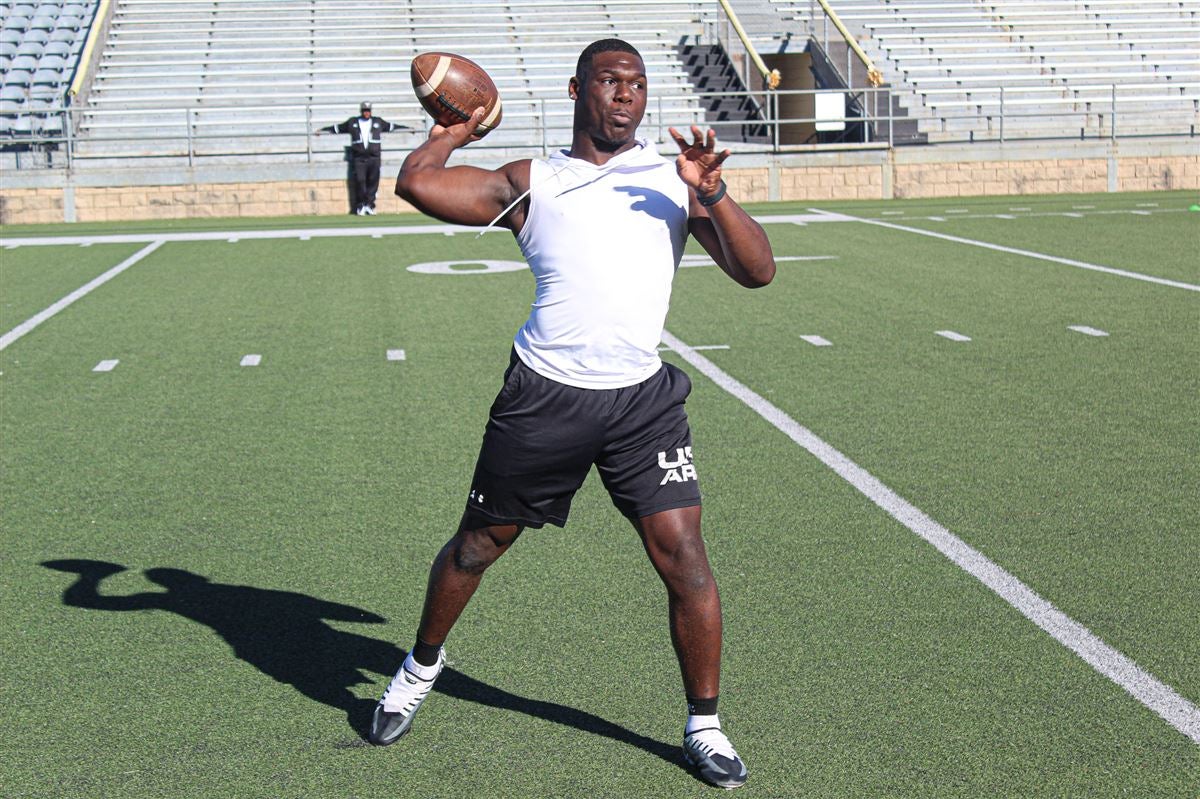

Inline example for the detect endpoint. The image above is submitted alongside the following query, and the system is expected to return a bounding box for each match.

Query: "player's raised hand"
[669,125,730,196]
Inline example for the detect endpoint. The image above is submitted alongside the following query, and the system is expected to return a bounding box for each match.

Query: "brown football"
[410,52,503,136]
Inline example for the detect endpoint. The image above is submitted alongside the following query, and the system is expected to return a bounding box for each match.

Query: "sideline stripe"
[0,225,492,247]
[661,329,1200,744]
[0,240,165,352]
[815,209,1200,292]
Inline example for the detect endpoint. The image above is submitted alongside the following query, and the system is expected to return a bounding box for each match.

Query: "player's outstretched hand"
[430,106,486,148]
[669,125,730,197]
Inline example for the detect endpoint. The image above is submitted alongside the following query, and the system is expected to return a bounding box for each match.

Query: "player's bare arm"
[395,107,531,230]
[670,125,776,289]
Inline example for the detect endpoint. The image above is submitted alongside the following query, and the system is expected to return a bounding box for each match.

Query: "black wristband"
[696,180,727,207]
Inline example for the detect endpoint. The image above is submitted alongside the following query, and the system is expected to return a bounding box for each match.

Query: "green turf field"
[2,190,1197,798]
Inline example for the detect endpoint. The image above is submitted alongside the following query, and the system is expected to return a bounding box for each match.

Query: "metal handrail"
[813,0,884,88]
[67,0,114,100]
[715,0,781,89]
[4,83,1199,172]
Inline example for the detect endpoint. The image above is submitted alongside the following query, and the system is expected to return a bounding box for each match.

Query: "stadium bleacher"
[1,0,1197,166]
[0,0,95,143]
[59,0,720,163]
[768,0,1200,141]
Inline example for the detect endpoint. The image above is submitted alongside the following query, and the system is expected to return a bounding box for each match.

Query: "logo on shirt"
[469,489,485,504]
[658,447,697,485]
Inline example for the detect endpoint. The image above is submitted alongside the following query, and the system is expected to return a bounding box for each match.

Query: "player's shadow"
[41,559,680,767]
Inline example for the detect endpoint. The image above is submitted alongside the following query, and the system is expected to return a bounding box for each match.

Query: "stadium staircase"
[677,42,772,144]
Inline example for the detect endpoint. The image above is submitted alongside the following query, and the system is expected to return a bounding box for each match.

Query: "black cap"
[360,101,372,111]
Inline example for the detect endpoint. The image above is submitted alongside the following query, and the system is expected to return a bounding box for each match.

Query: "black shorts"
[462,351,701,529]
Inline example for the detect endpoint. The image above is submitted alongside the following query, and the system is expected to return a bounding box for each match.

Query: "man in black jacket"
[318,102,406,215]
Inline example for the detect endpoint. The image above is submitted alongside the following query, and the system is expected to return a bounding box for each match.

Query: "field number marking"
[93,359,119,372]
[240,354,262,366]
[407,260,526,275]
[387,349,407,361]
[661,329,1200,745]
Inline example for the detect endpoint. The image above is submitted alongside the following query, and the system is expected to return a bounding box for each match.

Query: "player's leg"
[370,351,598,746]
[597,362,747,788]
[633,506,720,700]
[634,507,746,788]
[416,521,524,648]
[369,522,522,746]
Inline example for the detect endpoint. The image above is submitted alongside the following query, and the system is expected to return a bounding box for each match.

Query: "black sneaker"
[368,650,444,746]
[683,727,748,789]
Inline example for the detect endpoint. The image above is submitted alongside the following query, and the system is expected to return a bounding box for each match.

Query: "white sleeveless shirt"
[513,139,690,389]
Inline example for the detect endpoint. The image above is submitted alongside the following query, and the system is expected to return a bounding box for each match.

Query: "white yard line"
[813,210,1200,293]
[681,255,836,268]
[0,224,491,248]
[660,329,1200,745]
[659,344,729,352]
[0,207,1178,250]
[0,240,166,352]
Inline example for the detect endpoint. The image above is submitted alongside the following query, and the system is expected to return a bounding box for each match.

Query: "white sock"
[403,651,441,681]
[686,713,721,735]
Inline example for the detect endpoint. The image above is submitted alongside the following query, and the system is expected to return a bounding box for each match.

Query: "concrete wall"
[1,139,1196,225]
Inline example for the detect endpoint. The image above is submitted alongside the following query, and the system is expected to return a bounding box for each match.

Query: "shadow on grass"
[41,559,683,769]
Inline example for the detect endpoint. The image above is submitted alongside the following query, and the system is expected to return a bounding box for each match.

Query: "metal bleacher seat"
[2,16,30,34]
[0,84,28,102]
[3,68,32,87]
[37,54,68,72]
[32,67,66,88]
[22,27,49,46]
[43,40,72,59]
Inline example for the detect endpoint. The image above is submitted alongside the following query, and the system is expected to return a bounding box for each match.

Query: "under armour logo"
[658,447,697,485]
[469,489,485,504]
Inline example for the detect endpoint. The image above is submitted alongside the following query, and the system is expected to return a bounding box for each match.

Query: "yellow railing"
[68,0,112,99]
[716,0,781,89]
[815,0,883,87]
